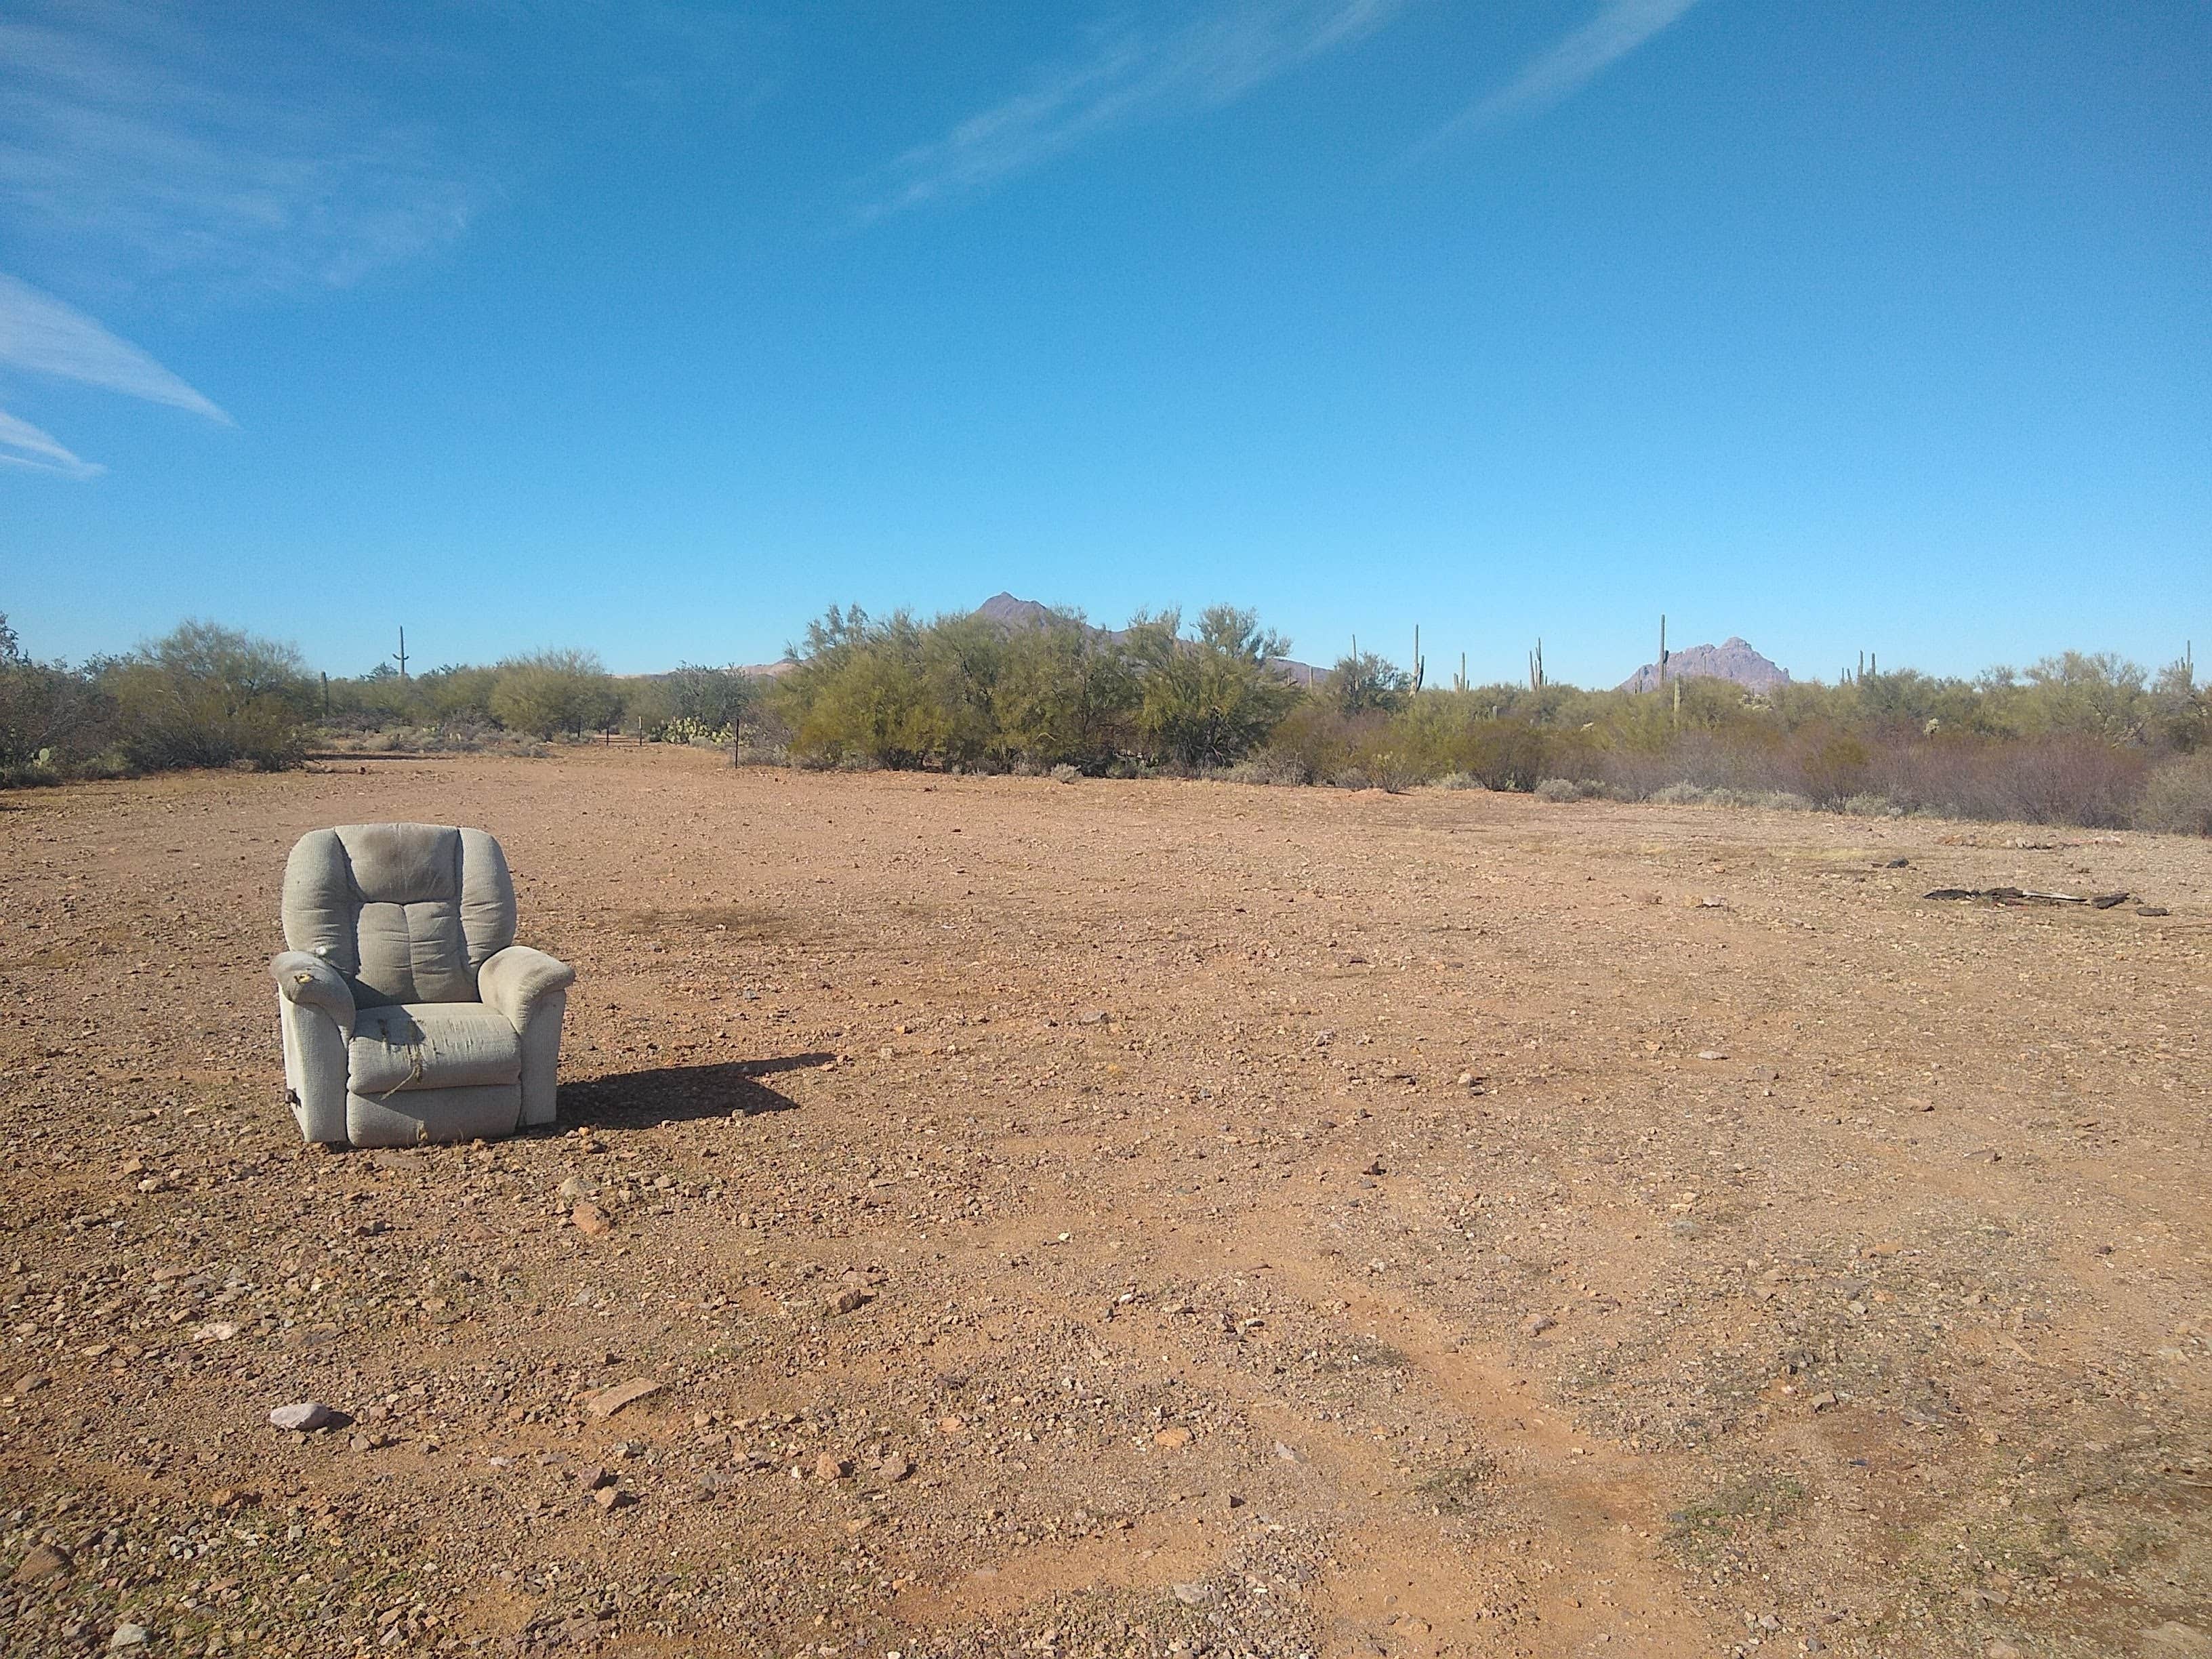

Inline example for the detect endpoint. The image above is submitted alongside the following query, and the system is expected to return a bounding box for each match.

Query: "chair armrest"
[480,945,576,1027]
[271,951,354,1030]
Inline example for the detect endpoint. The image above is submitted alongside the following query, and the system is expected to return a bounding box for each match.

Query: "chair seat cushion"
[350,1002,521,1095]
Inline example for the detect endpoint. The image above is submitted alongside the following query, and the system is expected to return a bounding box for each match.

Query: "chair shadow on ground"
[556,1052,832,1128]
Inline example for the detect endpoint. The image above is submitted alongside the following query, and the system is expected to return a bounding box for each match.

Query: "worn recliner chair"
[270,823,575,1147]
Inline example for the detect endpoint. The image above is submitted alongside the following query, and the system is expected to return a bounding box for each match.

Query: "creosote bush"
[102,621,315,772]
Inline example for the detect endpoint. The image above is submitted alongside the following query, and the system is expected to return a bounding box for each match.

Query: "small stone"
[108,1626,150,1651]
[586,1378,663,1418]
[592,1486,630,1510]
[878,1453,912,1482]
[193,1322,240,1344]
[12,1543,70,1583]
[828,1288,871,1316]
[268,1401,336,1433]
[556,1175,598,1201]
[814,1453,852,1482]
[579,1466,615,1491]
[1152,1426,1192,1450]
[571,1202,612,1236]
[1523,1315,1557,1337]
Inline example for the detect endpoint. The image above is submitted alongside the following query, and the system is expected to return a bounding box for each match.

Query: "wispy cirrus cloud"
[1415,0,1704,153]
[859,0,1412,220]
[0,3,474,478]
[0,406,101,479]
[0,274,230,425]
[0,6,478,303]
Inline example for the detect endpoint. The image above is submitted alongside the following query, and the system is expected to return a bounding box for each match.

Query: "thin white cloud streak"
[1414,0,1703,153]
[860,0,1412,219]
[0,407,102,479]
[0,274,230,425]
[0,7,476,300]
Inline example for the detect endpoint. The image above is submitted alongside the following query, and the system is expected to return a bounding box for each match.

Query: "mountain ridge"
[1618,636,1790,694]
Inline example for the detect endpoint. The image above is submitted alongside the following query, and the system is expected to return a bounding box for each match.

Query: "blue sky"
[1,1,2205,685]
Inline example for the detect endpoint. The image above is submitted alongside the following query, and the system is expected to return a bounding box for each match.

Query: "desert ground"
[2,746,2207,1659]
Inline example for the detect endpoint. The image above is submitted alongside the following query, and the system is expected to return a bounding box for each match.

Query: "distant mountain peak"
[975,592,1059,630]
[1619,637,1789,694]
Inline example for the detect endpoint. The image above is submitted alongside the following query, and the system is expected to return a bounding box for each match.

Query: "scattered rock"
[268,1401,337,1433]
[827,1288,872,1316]
[579,1467,615,1491]
[814,1453,851,1482]
[107,1625,150,1651]
[571,1202,613,1236]
[586,1378,663,1418]
[878,1453,912,1482]
[1152,1426,1192,1450]
[592,1486,631,1510]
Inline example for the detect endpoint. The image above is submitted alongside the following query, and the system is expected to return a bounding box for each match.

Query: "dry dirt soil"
[3,748,2209,1659]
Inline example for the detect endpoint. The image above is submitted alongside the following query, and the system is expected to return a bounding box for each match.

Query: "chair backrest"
[282,823,516,1008]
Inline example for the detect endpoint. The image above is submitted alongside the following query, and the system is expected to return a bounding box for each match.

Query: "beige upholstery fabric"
[272,823,570,1147]
[282,824,516,1008]
[278,997,350,1144]
[346,1084,525,1149]
[350,1004,522,1094]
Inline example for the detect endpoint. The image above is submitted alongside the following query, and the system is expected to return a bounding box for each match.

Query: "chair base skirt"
[334,1084,523,1148]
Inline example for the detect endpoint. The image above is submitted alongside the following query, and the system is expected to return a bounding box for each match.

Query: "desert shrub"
[1326,649,1412,716]
[1533,777,1583,802]
[2136,752,2212,836]
[1221,752,1307,786]
[0,615,117,783]
[100,621,314,771]
[1128,606,1300,771]
[1435,771,1484,791]
[490,649,621,738]
[1049,763,1082,784]
[1651,781,1711,806]
[1841,792,1900,817]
